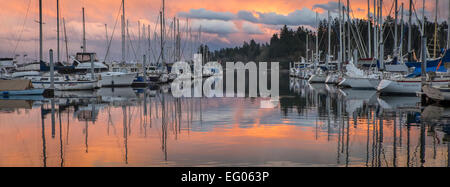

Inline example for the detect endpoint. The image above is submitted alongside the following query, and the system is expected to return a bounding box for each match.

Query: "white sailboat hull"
[378,79,450,94]
[32,81,98,91]
[340,77,380,89]
[99,73,135,87]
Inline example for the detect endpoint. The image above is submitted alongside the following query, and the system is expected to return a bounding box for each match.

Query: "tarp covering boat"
[406,66,448,78]
[405,50,450,68]
[0,79,34,91]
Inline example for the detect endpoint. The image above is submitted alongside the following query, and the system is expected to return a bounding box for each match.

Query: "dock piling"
[49,49,55,90]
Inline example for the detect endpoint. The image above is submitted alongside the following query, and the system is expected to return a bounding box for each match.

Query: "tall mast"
[39,0,43,62]
[433,0,438,58]
[122,0,126,63]
[63,18,69,63]
[448,0,450,49]
[142,24,146,60]
[338,0,343,68]
[138,20,141,60]
[82,7,86,53]
[161,0,166,65]
[394,0,398,58]
[57,0,60,62]
[422,0,426,60]
[374,0,378,60]
[105,24,108,50]
[368,0,371,58]
[408,0,413,61]
[327,10,331,66]
[422,0,425,37]
[379,0,383,52]
[347,0,351,61]
[177,19,181,61]
[148,25,151,61]
[380,0,384,69]
[400,3,404,63]
[315,11,319,66]
[127,20,129,60]
[342,5,346,62]
[173,17,176,62]
[160,11,165,65]
[306,34,309,62]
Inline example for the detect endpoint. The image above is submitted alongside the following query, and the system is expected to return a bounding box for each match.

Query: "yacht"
[378,51,450,94]
[378,74,450,94]
[146,65,169,84]
[74,53,135,87]
[30,74,99,91]
[339,60,381,89]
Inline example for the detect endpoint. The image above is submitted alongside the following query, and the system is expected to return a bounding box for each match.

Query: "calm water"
[1,73,450,167]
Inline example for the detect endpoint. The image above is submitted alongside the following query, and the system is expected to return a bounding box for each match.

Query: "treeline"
[207,16,449,67]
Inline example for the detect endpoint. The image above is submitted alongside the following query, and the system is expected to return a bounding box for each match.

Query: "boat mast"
[127,20,129,60]
[105,24,108,52]
[138,20,141,61]
[142,24,146,61]
[57,0,60,62]
[306,34,309,63]
[368,0,371,58]
[421,0,426,60]
[380,0,384,70]
[338,0,343,69]
[327,10,331,67]
[315,11,319,68]
[343,5,347,62]
[63,18,69,64]
[408,0,413,61]
[122,0,126,63]
[433,0,438,58]
[394,0,398,59]
[82,7,86,53]
[448,0,450,49]
[173,17,176,62]
[422,0,425,37]
[148,24,151,62]
[400,3,404,63]
[177,19,180,61]
[39,0,43,62]
[374,0,378,61]
[160,0,166,66]
[160,11,165,65]
[347,0,351,61]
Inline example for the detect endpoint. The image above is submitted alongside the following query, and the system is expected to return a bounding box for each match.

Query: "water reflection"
[0,75,449,167]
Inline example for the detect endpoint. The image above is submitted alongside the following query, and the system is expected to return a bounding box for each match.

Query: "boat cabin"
[0,58,16,71]
[75,53,98,63]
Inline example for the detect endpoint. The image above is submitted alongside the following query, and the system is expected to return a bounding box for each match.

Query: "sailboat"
[379,0,450,94]
[73,53,135,87]
[308,12,327,84]
[421,0,450,101]
[339,59,381,89]
[10,1,99,91]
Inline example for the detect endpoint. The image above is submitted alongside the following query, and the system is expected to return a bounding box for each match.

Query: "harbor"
[1,0,450,168]
[1,74,450,167]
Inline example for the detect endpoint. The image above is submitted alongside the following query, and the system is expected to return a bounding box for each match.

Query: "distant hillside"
[204,16,448,69]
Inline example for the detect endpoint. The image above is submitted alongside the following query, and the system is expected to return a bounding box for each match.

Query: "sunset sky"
[0,0,447,61]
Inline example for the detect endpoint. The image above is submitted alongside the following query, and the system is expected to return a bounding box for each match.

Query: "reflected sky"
[0,75,449,167]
